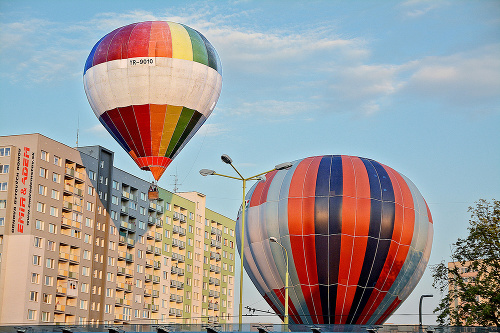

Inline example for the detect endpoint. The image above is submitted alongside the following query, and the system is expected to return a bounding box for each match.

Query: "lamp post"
[419,294,433,328]
[200,155,292,329]
[269,237,290,329]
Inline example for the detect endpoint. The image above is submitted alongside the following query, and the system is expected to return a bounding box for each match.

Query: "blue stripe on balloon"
[84,35,105,74]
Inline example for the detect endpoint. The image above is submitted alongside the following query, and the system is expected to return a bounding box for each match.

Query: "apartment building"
[0,134,236,325]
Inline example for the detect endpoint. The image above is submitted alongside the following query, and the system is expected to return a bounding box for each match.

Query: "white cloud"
[399,0,447,18]
[196,123,230,137]
[86,124,108,136]
[401,44,500,108]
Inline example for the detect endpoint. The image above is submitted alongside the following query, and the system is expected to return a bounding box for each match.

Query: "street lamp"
[200,155,292,329]
[269,237,290,329]
[419,294,433,328]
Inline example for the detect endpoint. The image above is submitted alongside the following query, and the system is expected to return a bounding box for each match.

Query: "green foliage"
[431,199,500,326]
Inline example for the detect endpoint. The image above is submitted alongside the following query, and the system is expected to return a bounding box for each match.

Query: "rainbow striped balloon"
[237,155,433,325]
[83,21,222,180]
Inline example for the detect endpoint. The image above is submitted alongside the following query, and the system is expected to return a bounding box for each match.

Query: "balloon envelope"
[236,155,433,325]
[83,21,222,180]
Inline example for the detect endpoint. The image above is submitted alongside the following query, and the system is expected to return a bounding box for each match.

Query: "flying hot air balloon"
[237,155,433,326]
[83,21,222,182]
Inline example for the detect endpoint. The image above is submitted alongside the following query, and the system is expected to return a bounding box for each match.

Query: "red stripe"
[258,170,277,206]
[340,156,371,322]
[150,21,173,58]
[425,199,433,224]
[288,157,324,324]
[127,21,153,58]
[106,23,136,62]
[356,163,408,322]
[117,106,146,157]
[272,287,304,324]
[133,104,152,156]
[105,108,142,158]
[375,297,401,325]
[92,26,124,66]
[335,155,357,324]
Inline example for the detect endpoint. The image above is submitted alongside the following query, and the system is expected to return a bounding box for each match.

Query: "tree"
[431,199,500,326]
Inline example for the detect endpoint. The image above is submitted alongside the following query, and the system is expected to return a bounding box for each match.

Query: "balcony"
[170,294,183,303]
[62,201,73,211]
[152,290,159,298]
[54,304,66,313]
[147,216,156,225]
[170,280,184,289]
[152,275,160,284]
[145,274,152,282]
[173,212,180,220]
[211,227,221,236]
[154,247,162,256]
[120,206,128,215]
[56,286,67,296]
[146,244,154,253]
[119,220,136,233]
[122,190,136,201]
[154,232,162,242]
[210,251,222,261]
[208,302,219,311]
[144,288,152,296]
[117,266,126,275]
[155,218,163,227]
[171,266,185,276]
[210,239,221,249]
[116,282,133,292]
[145,259,153,268]
[209,277,220,286]
[154,261,161,270]
[171,252,186,263]
[210,265,221,274]
[173,225,186,236]
[115,298,131,307]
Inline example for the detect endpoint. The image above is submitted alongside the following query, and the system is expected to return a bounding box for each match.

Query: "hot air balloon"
[83,21,222,182]
[236,155,433,326]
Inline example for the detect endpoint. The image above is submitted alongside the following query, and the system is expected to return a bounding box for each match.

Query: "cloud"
[196,123,230,137]
[399,0,447,18]
[86,124,108,136]
[401,44,500,110]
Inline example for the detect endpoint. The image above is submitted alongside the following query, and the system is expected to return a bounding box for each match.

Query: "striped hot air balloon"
[83,21,222,181]
[237,155,433,326]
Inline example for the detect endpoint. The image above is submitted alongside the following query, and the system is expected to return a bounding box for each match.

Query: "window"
[83,250,91,260]
[40,150,49,161]
[106,272,114,282]
[106,288,113,297]
[46,240,55,251]
[112,180,120,190]
[33,255,41,266]
[105,304,111,314]
[84,234,92,244]
[31,273,40,284]
[53,156,61,166]
[37,202,45,213]
[100,160,104,168]
[88,170,96,180]
[48,223,56,234]
[80,299,88,310]
[139,206,146,215]
[0,217,3,226]
[111,196,119,205]
[42,293,52,304]
[82,266,90,276]
[140,192,146,201]
[46,258,54,269]
[0,200,5,209]
[81,283,89,293]
[49,207,58,217]
[44,275,53,286]
[29,291,38,302]
[110,210,118,220]
[0,165,9,173]
[38,185,47,196]
[34,237,42,248]
[87,201,94,212]
[138,221,145,230]
[85,217,93,228]
[0,182,6,191]
[51,189,59,200]
[87,186,95,196]
[0,147,11,157]
[27,309,36,320]
[35,220,44,230]
[52,172,61,183]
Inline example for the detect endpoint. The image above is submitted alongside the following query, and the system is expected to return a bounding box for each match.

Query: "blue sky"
[1,0,499,325]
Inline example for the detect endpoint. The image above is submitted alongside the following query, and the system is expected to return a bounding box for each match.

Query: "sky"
[1,0,499,326]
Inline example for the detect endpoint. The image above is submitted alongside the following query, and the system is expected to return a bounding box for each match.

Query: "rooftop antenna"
[170,168,181,193]
[76,114,80,147]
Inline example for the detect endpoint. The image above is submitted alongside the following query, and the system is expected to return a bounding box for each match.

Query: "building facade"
[0,134,236,325]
